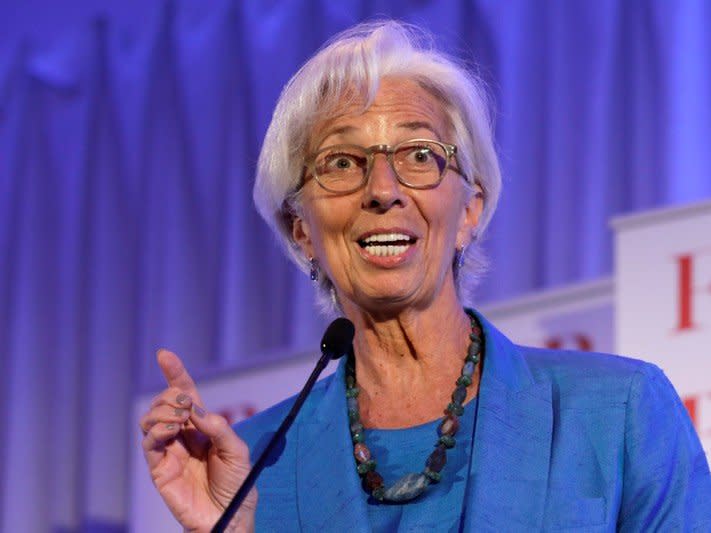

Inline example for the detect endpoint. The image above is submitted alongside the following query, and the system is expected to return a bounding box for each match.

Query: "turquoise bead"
[357,460,376,474]
[345,386,360,398]
[446,403,464,416]
[456,375,472,387]
[372,487,386,501]
[439,435,456,448]
[424,468,442,482]
[462,360,475,377]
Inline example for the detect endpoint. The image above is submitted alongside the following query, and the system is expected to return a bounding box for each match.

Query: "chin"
[349,285,426,314]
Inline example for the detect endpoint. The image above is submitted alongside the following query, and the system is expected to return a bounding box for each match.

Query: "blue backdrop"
[1,1,710,530]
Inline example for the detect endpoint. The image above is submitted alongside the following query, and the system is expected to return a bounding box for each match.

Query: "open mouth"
[357,232,417,257]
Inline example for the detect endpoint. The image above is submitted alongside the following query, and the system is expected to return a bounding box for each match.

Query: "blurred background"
[1,0,710,531]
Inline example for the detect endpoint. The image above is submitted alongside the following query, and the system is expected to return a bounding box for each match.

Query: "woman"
[141,21,711,531]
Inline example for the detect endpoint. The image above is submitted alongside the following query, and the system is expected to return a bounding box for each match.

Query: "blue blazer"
[235,312,711,531]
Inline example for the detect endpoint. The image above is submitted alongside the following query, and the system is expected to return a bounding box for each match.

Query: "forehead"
[310,78,451,149]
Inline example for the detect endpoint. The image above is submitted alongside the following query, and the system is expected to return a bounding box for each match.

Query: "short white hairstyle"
[253,20,502,315]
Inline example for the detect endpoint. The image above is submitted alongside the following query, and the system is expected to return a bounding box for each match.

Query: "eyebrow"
[397,121,443,140]
[313,125,357,150]
[324,125,357,137]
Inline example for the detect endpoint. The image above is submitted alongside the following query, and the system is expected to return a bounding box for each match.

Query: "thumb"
[189,407,250,462]
[156,348,203,405]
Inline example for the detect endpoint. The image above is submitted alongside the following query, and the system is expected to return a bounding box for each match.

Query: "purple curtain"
[1,1,709,530]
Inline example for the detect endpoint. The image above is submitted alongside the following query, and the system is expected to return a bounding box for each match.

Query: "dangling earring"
[456,243,467,272]
[330,284,340,310]
[309,257,319,282]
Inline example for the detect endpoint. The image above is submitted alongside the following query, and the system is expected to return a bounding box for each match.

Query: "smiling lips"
[357,232,417,257]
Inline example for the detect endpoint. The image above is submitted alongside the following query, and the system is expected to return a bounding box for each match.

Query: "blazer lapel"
[296,360,371,533]
[462,312,553,531]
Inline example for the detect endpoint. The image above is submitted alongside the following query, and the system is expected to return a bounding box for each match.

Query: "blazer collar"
[295,311,553,531]
[462,311,553,530]
[295,359,371,533]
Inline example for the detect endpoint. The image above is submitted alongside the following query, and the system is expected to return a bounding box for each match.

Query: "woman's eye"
[322,152,361,172]
[411,148,432,163]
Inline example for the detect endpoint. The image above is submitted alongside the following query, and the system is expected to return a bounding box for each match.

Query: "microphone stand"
[212,318,354,532]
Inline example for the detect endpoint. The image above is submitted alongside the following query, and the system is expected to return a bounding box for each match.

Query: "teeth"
[362,233,413,244]
[363,244,410,257]
[359,232,415,257]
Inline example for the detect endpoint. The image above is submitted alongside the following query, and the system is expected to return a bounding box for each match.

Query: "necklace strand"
[345,309,483,502]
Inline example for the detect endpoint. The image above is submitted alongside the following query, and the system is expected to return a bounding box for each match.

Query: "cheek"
[303,199,355,255]
[429,197,465,245]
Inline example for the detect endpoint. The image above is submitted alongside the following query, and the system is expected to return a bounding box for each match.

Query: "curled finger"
[139,404,192,436]
[150,386,194,410]
[142,420,185,469]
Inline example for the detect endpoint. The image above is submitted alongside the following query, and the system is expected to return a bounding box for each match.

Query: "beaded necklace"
[345,309,483,502]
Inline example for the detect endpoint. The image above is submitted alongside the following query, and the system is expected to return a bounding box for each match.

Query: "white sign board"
[481,278,614,354]
[613,199,711,457]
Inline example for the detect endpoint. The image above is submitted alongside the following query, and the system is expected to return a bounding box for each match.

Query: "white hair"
[253,20,502,315]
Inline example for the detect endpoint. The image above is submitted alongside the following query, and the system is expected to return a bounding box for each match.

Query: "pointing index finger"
[156,349,203,404]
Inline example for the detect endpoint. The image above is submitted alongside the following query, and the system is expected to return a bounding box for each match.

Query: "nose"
[362,153,406,212]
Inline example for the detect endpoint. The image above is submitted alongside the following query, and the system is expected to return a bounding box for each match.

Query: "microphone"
[212,317,355,532]
[320,317,355,360]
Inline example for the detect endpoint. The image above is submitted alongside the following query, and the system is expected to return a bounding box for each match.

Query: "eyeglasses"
[301,138,469,194]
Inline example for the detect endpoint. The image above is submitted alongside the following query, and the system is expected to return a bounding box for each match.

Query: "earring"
[309,257,319,282]
[456,243,467,272]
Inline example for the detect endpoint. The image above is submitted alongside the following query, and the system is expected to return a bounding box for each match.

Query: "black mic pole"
[212,318,355,532]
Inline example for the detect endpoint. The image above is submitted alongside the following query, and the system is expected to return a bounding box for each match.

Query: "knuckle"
[211,413,234,435]
[164,386,183,403]
[143,422,177,450]
[208,413,228,432]
[151,386,182,407]
[211,412,229,426]
[152,404,175,421]
[234,437,250,460]
[140,413,153,426]
[141,432,155,451]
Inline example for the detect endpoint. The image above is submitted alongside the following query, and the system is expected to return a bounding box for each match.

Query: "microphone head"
[320,317,355,360]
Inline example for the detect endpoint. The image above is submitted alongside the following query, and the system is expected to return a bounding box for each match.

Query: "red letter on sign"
[676,254,695,330]
[683,396,697,428]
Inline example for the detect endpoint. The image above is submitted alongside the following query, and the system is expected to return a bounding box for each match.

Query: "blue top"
[365,398,478,532]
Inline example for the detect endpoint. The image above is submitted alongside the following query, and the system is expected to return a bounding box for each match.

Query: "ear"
[292,214,316,259]
[456,186,484,248]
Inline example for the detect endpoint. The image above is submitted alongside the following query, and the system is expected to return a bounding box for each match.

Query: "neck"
[340,283,481,428]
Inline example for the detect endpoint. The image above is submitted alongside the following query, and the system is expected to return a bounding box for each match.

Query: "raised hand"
[140,349,257,532]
